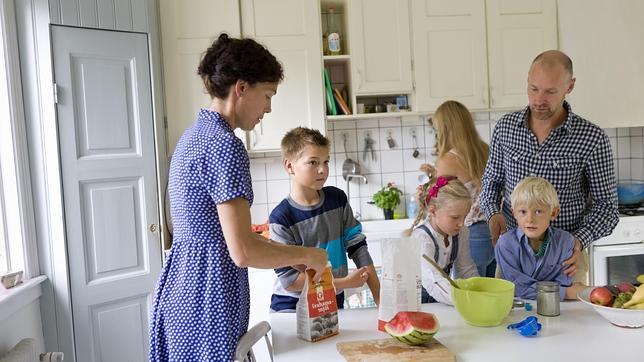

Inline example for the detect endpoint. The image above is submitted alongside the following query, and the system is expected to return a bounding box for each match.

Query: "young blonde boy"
[269,127,380,312]
[495,176,586,300]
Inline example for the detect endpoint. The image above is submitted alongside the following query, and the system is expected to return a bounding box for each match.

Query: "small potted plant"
[372,182,403,220]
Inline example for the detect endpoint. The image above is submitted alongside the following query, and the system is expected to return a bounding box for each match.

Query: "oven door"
[591,242,644,286]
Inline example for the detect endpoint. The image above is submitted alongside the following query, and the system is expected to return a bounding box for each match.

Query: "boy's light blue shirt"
[495,226,574,301]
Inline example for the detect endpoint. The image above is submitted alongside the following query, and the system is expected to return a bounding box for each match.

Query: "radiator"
[0,339,63,362]
[0,339,37,362]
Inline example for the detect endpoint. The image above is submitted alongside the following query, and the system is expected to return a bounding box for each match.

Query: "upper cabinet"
[411,0,557,112]
[160,0,324,153]
[558,0,644,128]
[240,0,325,152]
[486,0,557,109]
[411,1,488,111]
[347,0,413,95]
[159,0,241,154]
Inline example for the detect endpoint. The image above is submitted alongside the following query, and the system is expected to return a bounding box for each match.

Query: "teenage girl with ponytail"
[420,100,494,277]
[409,176,479,305]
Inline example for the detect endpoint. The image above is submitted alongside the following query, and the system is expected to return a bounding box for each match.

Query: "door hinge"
[53,83,59,104]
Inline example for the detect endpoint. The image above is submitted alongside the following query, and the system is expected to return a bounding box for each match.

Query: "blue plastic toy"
[507,316,542,337]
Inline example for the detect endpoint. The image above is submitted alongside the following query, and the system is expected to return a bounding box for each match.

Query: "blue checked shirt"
[480,101,619,249]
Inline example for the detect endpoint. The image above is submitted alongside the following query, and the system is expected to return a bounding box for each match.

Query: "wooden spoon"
[422,254,460,290]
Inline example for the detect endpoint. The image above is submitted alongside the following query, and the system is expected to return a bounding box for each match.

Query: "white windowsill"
[0,275,47,322]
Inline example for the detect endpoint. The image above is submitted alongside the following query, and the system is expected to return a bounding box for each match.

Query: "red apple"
[590,286,614,306]
[616,282,636,293]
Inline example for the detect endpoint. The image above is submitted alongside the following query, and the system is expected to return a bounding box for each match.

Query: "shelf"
[326,111,425,121]
[323,54,351,61]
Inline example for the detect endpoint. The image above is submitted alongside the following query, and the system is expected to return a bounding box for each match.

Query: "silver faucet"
[346,173,368,210]
[346,174,367,220]
[347,174,368,184]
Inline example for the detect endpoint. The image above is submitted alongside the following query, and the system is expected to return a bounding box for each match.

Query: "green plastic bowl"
[452,277,515,327]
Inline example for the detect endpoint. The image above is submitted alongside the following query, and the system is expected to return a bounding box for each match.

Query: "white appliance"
[590,215,644,286]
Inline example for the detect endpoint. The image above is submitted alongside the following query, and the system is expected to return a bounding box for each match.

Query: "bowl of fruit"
[578,281,644,328]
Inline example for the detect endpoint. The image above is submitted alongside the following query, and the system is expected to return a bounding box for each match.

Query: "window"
[0,0,37,277]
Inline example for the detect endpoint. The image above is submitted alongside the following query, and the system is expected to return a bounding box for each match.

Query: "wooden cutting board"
[337,338,455,361]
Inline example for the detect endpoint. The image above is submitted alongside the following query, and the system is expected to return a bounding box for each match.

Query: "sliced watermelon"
[384,311,439,346]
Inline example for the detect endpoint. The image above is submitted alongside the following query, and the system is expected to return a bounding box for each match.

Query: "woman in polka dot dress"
[149,34,328,361]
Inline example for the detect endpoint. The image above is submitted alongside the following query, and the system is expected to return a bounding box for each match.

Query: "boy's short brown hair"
[280,127,330,160]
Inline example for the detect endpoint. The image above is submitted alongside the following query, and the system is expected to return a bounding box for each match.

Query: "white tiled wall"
[248,114,644,223]
[606,127,644,182]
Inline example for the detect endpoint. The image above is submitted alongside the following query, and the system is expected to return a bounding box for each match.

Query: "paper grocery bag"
[377,235,422,331]
[296,264,339,342]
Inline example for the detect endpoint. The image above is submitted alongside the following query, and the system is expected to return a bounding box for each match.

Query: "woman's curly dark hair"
[198,33,284,99]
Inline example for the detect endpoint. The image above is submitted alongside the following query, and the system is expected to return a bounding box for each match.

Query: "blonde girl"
[409,176,479,305]
[420,100,493,277]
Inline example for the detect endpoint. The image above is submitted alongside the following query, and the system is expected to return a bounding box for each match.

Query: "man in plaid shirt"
[480,50,619,276]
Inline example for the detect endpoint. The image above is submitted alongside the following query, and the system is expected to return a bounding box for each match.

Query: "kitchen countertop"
[271,300,644,361]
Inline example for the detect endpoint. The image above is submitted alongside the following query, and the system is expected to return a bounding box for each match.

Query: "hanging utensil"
[363,131,376,162]
[411,129,419,158]
[422,254,460,290]
[341,133,361,181]
[386,130,396,149]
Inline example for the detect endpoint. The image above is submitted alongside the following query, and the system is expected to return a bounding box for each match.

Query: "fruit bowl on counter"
[578,286,644,328]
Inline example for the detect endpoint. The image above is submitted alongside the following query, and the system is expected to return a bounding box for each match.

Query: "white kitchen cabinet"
[347,0,413,95]
[558,0,644,128]
[159,0,241,154]
[411,0,557,112]
[240,0,326,151]
[486,0,558,109]
[411,1,488,111]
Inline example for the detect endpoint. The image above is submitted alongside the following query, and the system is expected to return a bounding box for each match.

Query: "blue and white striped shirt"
[269,186,374,311]
[480,102,619,249]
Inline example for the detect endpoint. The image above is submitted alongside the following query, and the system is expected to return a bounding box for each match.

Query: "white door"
[349,0,413,95]
[240,0,325,152]
[486,0,557,109]
[411,0,488,111]
[51,26,162,362]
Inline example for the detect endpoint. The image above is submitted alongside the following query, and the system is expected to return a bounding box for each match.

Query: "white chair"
[234,321,273,362]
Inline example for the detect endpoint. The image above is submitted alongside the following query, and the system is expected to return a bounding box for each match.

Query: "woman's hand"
[419,163,435,178]
[489,213,508,245]
[306,247,329,283]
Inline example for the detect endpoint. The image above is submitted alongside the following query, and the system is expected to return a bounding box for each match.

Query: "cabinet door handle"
[481,86,487,107]
[489,85,494,106]
[252,129,258,148]
[357,69,363,90]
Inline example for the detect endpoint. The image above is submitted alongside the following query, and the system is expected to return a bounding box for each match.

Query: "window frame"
[0,0,39,278]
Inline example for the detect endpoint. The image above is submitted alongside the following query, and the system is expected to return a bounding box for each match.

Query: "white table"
[271,301,644,361]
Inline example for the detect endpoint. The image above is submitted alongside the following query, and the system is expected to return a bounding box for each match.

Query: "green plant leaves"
[372,183,402,210]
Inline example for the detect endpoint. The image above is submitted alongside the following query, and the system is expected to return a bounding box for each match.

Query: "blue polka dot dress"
[149,109,253,361]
